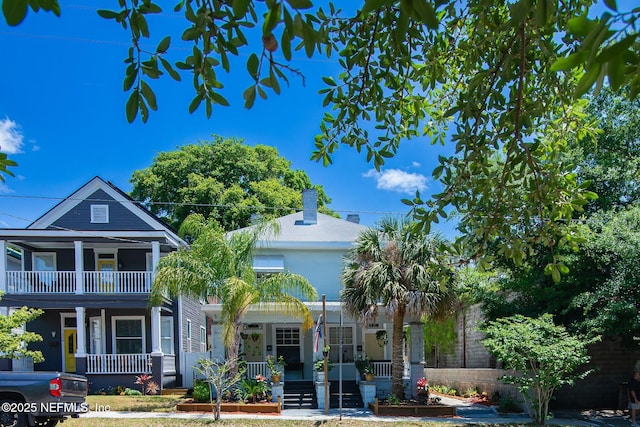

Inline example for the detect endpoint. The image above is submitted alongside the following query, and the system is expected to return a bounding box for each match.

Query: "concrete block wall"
[425,368,520,401]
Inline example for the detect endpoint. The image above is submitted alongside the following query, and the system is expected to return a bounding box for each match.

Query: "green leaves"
[482,314,598,424]
[2,0,60,26]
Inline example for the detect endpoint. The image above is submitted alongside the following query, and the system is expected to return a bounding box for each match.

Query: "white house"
[202,189,426,400]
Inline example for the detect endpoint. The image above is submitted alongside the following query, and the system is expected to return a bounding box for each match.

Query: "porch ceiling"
[0,230,180,250]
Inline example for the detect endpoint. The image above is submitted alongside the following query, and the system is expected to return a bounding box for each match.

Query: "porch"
[5,271,153,294]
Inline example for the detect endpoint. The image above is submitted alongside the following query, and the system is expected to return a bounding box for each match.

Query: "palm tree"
[341,217,453,399]
[151,214,318,374]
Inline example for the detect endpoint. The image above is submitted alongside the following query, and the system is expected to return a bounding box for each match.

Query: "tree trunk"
[391,304,406,399]
[227,320,242,376]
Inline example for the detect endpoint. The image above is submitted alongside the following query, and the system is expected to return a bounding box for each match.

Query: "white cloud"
[0,182,14,195]
[412,161,421,168]
[363,168,428,194]
[0,117,24,154]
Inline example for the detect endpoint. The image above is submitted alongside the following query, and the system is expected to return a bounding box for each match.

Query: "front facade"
[0,177,206,392]
[203,190,426,397]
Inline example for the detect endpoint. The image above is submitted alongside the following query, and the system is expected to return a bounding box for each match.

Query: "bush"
[124,388,142,396]
[193,380,211,403]
[497,394,522,413]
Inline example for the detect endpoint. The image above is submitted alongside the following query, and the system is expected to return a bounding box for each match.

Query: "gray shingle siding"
[49,189,154,231]
[180,296,206,353]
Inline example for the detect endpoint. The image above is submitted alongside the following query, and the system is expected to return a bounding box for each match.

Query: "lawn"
[86,394,188,412]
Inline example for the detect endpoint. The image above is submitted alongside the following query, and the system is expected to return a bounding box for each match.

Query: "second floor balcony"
[5,270,154,294]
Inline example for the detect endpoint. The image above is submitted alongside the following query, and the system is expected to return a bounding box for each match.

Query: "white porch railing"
[5,271,153,294]
[84,271,153,293]
[86,354,152,374]
[372,362,392,378]
[245,362,268,379]
[6,271,76,293]
[372,361,411,379]
[163,354,176,374]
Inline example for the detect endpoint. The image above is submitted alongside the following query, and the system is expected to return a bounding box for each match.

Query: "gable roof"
[23,176,187,247]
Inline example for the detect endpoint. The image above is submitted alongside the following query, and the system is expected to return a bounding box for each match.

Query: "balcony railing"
[4,271,153,294]
[6,271,76,294]
[84,271,152,293]
[86,354,152,374]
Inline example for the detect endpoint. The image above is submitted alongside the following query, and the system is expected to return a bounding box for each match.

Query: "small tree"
[194,357,244,421]
[0,294,44,363]
[482,314,598,425]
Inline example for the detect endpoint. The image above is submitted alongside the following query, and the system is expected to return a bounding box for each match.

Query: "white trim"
[200,325,207,352]
[271,324,303,367]
[186,319,192,353]
[89,316,106,355]
[328,324,355,363]
[161,317,175,355]
[111,316,146,355]
[90,204,109,224]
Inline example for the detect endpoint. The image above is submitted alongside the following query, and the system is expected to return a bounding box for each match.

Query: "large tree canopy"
[5,0,639,276]
[465,87,640,346]
[130,136,333,230]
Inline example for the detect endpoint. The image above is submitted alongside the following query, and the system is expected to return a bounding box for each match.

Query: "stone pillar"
[359,380,376,408]
[0,240,6,294]
[75,306,87,375]
[74,241,84,295]
[408,322,425,399]
[271,382,284,403]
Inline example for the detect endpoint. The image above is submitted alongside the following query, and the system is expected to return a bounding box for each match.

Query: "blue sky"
[0,1,453,232]
[0,1,629,234]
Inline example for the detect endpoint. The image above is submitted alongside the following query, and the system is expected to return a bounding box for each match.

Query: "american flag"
[313,315,323,353]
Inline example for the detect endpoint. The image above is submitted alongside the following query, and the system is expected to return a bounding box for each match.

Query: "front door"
[274,326,302,379]
[64,329,77,373]
[97,259,116,292]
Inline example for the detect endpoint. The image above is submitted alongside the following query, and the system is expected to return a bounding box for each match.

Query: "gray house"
[0,177,207,392]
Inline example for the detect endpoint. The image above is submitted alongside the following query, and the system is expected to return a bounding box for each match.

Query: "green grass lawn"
[86,394,188,412]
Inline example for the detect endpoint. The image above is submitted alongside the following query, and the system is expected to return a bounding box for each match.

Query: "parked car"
[0,371,87,427]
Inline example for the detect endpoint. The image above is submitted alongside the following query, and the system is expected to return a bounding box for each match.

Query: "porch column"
[151,241,160,274]
[408,322,425,399]
[75,306,87,375]
[74,241,84,295]
[0,239,6,294]
[151,306,163,390]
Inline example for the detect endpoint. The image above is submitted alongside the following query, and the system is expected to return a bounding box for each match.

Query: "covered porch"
[202,301,423,397]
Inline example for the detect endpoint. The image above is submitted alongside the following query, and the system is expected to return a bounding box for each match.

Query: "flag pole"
[323,294,328,414]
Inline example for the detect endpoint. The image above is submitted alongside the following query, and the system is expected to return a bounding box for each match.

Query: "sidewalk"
[80,395,633,425]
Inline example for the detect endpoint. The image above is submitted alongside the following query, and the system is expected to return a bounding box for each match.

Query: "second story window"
[91,204,109,223]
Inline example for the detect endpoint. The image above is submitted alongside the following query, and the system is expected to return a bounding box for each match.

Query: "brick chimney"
[302,189,318,225]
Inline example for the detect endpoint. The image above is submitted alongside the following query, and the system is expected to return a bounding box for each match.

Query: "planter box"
[369,400,456,417]
[177,401,281,414]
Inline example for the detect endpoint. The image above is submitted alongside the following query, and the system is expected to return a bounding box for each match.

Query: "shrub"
[497,394,522,413]
[236,375,270,403]
[124,388,142,396]
[193,380,211,403]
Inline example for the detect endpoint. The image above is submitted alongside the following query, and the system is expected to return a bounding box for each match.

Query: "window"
[161,317,174,355]
[328,326,354,363]
[33,253,56,271]
[112,317,145,354]
[253,255,284,273]
[275,328,300,346]
[90,317,103,355]
[200,326,207,352]
[186,319,192,352]
[91,204,109,223]
[33,252,56,287]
